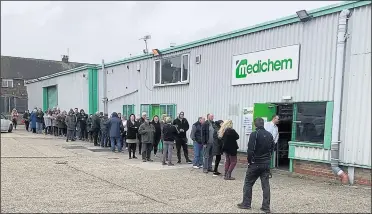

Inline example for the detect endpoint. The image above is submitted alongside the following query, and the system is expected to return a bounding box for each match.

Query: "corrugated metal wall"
[102,10,343,153]
[27,69,90,112]
[340,5,371,167]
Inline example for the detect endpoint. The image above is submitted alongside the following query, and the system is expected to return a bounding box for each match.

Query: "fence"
[0,96,28,114]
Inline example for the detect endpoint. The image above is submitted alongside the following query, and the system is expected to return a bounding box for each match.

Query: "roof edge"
[98,0,370,69]
[25,64,98,84]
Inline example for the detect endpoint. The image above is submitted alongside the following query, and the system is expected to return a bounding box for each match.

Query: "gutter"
[330,9,351,185]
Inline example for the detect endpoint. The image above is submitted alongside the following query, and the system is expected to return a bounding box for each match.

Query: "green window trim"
[291,101,333,149]
[123,104,135,117]
[88,68,98,114]
[140,104,177,120]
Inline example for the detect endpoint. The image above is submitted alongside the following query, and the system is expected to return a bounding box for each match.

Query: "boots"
[224,171,236,180]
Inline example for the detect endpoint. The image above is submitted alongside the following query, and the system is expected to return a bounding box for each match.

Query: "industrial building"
[26,1,371,185]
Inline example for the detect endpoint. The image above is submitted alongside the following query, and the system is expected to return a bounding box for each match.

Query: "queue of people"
[16,107,274,212]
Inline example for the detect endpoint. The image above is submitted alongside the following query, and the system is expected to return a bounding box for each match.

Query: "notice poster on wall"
[242,107,253,135]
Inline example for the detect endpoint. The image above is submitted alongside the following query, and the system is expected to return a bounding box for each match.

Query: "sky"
[1,1,341,64]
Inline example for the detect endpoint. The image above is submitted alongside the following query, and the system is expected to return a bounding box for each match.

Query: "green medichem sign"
[231,44,300,86]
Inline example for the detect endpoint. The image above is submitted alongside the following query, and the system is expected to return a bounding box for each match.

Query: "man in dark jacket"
[108,112,124,152]
[138,112,147,155]
[100,113,109,147]
[78,109,88,141]
[190,117,205,168]
[91,112,101,146]
[173,111,192,164]
[202,113,216,173]
[65,109,77,142]
[238,117,275,213]
[73,108,79,140]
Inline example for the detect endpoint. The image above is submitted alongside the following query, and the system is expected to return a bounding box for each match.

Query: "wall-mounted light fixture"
[136,64,141,72]
[296,10,313,22]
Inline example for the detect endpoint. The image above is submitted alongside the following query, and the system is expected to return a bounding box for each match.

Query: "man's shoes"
[162,162,166,165]
[237,203,251,209]
[168,162,174,166]
[260,208,271,213]
[186,160,192,164]
[213,172,221,176]
[147,159,154,162]
[142,159,147,162]
[177,160,181,164]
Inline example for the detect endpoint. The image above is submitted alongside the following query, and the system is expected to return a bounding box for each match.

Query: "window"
[140,104,177,120]
[160,104,176,120]
[122,105,135,118]
[2,79,13,88]
[154,54,190,86]
[140,104,150,119]
[295,102,326,144]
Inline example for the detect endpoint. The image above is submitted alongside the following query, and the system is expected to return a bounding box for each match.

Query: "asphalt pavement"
[1,127,371,213]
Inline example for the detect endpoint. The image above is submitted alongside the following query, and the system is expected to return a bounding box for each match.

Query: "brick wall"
[294,160,371,186]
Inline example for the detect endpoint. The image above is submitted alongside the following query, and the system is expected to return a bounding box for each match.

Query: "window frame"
[290,101,333,149]
[2,79,13,88]
[122,104,135,118]
[153,54,190,87]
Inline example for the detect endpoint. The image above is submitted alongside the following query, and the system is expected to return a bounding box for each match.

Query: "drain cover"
[55,161,68,164]
[63,146,86,149]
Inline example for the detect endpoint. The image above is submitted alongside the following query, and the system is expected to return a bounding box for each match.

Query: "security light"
[296,10,313,22]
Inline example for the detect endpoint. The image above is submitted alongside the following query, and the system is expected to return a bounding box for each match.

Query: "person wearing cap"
[173,111,192,164]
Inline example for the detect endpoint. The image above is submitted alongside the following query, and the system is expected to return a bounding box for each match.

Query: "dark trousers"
[80,125,87,140]
[25,121,29,131]
[242,163,271,211]
[142,143,153,160]
[214,155,221,172]
[138,140,142,155]
[66,129,74,141]
[224,154,237,174]
[176,138,190,162]
[128,143,137,158]
[12,119,17,129]
[100,132,108,147]
[92,130,99,145]
[153,137,160,155]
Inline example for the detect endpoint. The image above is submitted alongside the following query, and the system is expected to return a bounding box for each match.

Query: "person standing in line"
[151,115,162,157]
[23,110,30,131]
[238,117,274,213]
[160,114,167,157]
[73,108,80,140]
[219,119,240,180]
[202,113,216,173]
[108,112,124,152]
[30,109,37,133]
[11,108,19,130]
[138,112,147,155]
[65,109,76,142]
[138,118,155,162]
[127,114,139,159]
[173,112,192,164]
[190,117,205,169]
[162,117,178,166]
[122,115,128,150]
[91,112,101,146]
[43,110,52,135]
[212,120,224,176]
[100,113,109,148]
[86,114,93,142]
[35,108,44,134]
[51,109,57,136]
[79,109,88,141]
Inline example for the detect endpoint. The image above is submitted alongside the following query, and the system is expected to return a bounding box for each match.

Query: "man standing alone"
[238,117,275,213]
[173,112,192,164]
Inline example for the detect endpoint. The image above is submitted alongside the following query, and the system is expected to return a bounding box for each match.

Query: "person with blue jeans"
[107,112,124,152]
[190,117,205,168]
[36,108,44,134]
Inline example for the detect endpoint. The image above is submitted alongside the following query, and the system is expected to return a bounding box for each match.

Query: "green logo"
[235,58,293,79]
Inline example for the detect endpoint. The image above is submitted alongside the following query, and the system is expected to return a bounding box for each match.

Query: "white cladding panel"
[27,69,89,112]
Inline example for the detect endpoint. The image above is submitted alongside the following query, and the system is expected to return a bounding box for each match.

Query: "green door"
[253,103,277,168]
[151,105,160,119]
[47,86,58,110]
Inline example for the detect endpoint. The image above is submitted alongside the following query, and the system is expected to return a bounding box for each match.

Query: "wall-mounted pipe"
[102,59,108,114]
[330,9,351,185]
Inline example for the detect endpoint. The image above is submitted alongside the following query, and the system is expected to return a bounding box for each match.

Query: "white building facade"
[27,1,371,185]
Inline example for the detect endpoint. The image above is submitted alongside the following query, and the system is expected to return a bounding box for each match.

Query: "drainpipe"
[102,59,108,115]
[330,9,350,185]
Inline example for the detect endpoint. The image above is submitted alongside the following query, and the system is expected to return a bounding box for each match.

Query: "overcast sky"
[1,1,340,64]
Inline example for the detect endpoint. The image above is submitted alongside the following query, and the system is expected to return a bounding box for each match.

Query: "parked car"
[1,114,13,133]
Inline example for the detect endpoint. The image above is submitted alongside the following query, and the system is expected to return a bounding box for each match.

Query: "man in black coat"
[173,111,192,164]
[91,112,101,146]
[238,117,275,213]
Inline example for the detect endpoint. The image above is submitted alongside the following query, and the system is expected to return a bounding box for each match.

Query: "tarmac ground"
[1,127,371,213]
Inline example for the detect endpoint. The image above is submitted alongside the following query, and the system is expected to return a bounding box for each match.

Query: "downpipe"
[102,59,108,115]
[330,9,350,184]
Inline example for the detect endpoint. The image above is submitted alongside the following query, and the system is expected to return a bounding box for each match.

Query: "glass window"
[182,55,189,82]
[155,61,161,84]
[1,114,6,119]
[122,105,128,117]
[154,54,189,86]
[2,79,13,88]
[295,102,326,144]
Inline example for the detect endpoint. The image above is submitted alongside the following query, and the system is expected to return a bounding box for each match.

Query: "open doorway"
[274,103,293,171]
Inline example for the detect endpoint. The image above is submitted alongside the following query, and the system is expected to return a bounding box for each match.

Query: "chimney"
[62,55,69,63]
